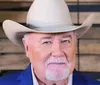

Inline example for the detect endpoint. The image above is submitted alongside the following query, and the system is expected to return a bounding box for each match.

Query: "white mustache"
[45,57,68,65]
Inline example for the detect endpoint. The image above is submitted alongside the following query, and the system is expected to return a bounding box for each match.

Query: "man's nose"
[52,42,63,57]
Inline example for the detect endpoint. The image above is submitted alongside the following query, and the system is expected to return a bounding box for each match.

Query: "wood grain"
[79,39,100,54]
[81,27,100,39]
[1,12,100,24]
[0,54,29,70]
[80,55,100,72]
[1,27,100,39]
[0,53,78,70]
[0,0,100,72]
[0,39,24,53]
[79,12,100,24]
[0,2,31,9]
[0,0,100,3]
[0,28,6,38]
[0,38,100,54]
[0,54,99,72]
[0,11,27,23]
[0,11,78,23]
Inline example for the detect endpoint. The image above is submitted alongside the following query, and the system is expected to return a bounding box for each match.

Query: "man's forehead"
[23,31,76,41]
[25,31,75,37]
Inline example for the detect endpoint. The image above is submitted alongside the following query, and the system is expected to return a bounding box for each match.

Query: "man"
[0,0,100,85]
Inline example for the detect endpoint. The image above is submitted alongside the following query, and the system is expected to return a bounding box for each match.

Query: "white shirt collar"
[31,65,72,85]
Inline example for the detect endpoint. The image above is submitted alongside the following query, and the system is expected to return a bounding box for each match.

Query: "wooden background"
[0,0,100,80]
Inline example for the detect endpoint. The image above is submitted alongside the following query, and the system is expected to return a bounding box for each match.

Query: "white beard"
[45,66,70,81]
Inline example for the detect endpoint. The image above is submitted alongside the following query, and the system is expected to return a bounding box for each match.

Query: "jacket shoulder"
[83,74,100,85]
[0,70,22,85]
[79,71,100,85]
[73,70,100,85]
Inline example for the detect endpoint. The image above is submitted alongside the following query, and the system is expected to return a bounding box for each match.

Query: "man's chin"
[45,67,70,81]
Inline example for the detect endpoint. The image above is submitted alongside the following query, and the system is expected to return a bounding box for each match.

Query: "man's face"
[23,32,77,82]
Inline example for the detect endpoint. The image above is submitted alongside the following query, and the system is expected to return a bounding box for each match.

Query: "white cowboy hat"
[3,0,95,46]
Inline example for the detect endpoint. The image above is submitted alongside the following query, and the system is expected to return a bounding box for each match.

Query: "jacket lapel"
[17,64,87,85]
[17,64,33,85]
[73,69,87,85]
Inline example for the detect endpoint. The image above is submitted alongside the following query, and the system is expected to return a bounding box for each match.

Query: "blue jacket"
[0,64,100,85]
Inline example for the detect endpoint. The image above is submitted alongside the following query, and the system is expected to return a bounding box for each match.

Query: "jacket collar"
[17,64,87,85]
[73,69,87,85]
[17,64,33,85]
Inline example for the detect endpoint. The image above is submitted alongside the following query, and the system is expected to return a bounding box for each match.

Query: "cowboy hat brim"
[3,14,95,46]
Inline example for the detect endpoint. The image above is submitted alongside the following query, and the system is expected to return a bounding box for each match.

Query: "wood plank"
[0,54,78,70]
[80,55,100,72]
[79,40,100,54]
[79,0,100,3]
[0,2,99,10]
[1,27,100,39]
[0,54,99,72]
[1,13,100,24]
[0,28,6,38]
[0,39,24,53]
[0,3,99,12]
[0,11,100,24]
[0,38,100,54]
[0,0,77,3]
[75,56,79,70]
[0,0,100,3]
[0,2,31,9]
[0,11,77,23]
[0,11,27,23]
[71,12,78,24]
[81,27,100,39]
[0,54,29,70]
[79,12,100,24]
[0,0,32,2]
[0,2,78,9]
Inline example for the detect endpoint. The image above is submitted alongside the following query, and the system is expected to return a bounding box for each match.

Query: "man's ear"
[22,38,29,57]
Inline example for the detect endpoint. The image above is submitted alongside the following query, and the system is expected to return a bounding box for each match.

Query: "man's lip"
[46,62,67,66]
[46,63,68,68]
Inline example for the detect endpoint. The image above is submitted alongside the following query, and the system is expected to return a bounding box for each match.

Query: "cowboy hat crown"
[3,0,95,46]
[27,0,72,27]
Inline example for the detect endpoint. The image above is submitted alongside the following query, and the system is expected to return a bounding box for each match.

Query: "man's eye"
[61,40,70,43]
[42,41,52,44]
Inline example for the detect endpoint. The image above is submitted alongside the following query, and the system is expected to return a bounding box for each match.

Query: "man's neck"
[31,64,72,85]
[38,78,68,85]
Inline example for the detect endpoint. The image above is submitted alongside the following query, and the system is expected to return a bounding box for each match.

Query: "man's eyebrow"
[62,34,72,39]
[39,36,52,41]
